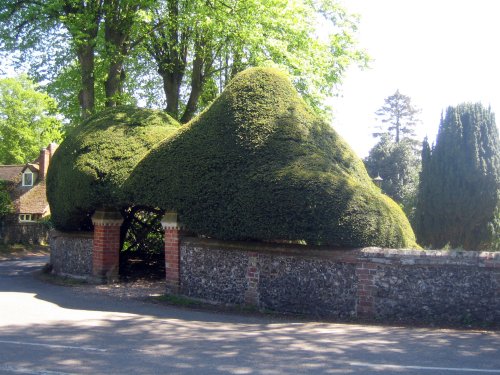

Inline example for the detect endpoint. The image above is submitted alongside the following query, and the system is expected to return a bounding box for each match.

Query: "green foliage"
[0,75,63,164]
[0,181,13,219]
[121,207,164,255]
[127,68,416,248]
[0,0,367,124]
[120,206,165,279]
[142,0,368,122]
[374,90,421,144]
[46,106,180,230]
[415,103,500,250]
[365,135,420,222]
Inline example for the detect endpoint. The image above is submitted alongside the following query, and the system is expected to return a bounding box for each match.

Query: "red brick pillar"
[356,262,377,318]
[91,208,123,283]
[161,212,182,294]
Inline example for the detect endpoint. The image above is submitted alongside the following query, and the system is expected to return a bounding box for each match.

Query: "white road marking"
[0,340,107,352]
[349,361,500,373]
[0,365,74,375]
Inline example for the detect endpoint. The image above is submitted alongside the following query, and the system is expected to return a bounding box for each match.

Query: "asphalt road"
[0,256,499,375]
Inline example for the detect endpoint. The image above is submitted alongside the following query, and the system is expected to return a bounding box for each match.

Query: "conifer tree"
[415,103,500,249]
[373,89,421,144]
[414,137,434,243]
[366,90,421,220]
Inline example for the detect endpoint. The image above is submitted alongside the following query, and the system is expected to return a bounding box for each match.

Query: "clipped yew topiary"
[47,106,180,230]
[127,68,417,248]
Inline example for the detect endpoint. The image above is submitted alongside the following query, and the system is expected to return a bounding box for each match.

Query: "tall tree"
[374,90,421,143]
[0,0,103,117]
[415,103,500,250]
[0,0,152,118]
[143,0,367,123]
[102,0,151,106]
[0,0,367,124]
[0,76,63,164]
[365,135,420,221]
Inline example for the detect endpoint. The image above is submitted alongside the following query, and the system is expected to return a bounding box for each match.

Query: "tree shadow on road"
[1,257,500,374]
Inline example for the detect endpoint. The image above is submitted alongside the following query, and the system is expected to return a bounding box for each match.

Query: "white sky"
[331,0,500,158]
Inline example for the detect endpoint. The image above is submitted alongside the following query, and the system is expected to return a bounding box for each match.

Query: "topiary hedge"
[46,106,180,230]
[125,68,417,248]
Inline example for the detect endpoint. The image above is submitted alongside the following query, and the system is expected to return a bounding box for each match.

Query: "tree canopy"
[415,103,500,250]
[373,90,421,144]
[0,0,367,123]
[364,135,420,221]
[0,75,63,164]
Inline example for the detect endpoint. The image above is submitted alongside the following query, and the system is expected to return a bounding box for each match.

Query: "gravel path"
[71,278,167,301]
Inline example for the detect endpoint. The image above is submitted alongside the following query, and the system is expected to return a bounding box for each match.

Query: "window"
[19,214,34,222]
[22,171,33,186]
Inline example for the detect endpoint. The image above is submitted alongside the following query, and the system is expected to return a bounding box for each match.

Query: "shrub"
[126,68,417,248]
[47,106,180,230]
[0,181,13,219]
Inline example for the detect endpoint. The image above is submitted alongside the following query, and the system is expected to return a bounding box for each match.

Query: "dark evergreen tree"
[374,89,421,144]
[365,135,420,221]
[415,103,500,250]
[414,137,434,243]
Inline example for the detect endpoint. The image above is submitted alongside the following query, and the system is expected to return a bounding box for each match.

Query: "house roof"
[22,163,40,174]
[18,182,49,215]
[0,165,23,181]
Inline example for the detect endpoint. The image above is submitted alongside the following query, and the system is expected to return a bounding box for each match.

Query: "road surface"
[0,256,499,374]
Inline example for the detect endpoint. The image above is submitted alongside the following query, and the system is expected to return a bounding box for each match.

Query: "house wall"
[49,230,93,278]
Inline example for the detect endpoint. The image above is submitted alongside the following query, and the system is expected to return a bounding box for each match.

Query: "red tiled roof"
[17,182,49,215]
[0,165,23,181]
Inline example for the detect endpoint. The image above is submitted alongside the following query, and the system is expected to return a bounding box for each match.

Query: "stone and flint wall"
[49,229,93,278]
[180,238,500,325]
[49,221,500,326]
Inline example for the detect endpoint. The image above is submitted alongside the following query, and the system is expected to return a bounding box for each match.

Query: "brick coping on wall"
[180,237,499,324]
[182,237,500,267]
[50,229,94,240]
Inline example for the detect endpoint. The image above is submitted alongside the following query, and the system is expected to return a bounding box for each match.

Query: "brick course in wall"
[49,228,500,326]
[179,239,500,326]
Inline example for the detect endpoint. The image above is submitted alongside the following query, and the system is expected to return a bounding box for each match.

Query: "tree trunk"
[62,0,101,118]
[76,44,96,118]
[103,0,140,107]
[161,70,182,120]
[148,0,189,121]
[104,56,125,107]
[180,42,205,124]
[104,19,127,107]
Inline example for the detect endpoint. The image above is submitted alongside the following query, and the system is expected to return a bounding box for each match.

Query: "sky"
[331,0,500,158]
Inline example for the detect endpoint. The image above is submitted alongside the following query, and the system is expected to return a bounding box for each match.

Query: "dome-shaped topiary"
[126,68,417,248]
[47,106,180,230]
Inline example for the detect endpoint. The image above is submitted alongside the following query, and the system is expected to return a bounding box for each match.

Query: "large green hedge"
[47,106,180,230]
[126,68,417,248]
